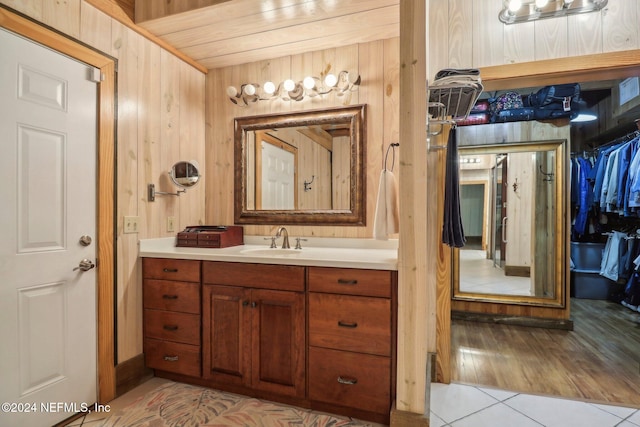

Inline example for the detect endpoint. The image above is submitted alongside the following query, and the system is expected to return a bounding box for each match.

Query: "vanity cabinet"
[307,266,396,419]
[202,261,306,398]
[141,254,396,424]
[142,258,202,378]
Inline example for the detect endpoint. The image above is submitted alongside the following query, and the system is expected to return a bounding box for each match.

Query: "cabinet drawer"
[308,267,391,297]
[309,347,390,414]
[143,279,200,314]
[309,293,390,356]
[144,338,201,377]
[144,309,200,345]
[143,258,201,282]
[203,261,305,292]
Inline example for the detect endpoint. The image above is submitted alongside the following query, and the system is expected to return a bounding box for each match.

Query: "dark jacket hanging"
[442,127,466,247]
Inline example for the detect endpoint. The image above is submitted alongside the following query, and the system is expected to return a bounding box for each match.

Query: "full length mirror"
[453,140,567,307]
[234,104,366,225]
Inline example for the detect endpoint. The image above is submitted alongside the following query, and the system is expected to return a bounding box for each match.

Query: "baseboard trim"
[452,310,573,330]
[115,353,153,397]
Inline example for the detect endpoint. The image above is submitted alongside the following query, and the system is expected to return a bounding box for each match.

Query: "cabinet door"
[251,289,305,398]
[202,285,251,387]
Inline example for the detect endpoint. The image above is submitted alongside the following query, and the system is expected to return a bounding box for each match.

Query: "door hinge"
[89,67,103,83]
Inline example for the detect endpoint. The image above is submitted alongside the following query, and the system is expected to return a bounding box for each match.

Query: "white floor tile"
[450,403,543,427]
[477,386,519,401]
[429,411,449,427]
[504,393,625,427]
[626,410,640,425]
[430,383,499,423]
[591,402,638,419]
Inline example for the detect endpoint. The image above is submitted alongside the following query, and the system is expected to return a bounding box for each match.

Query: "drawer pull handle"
[337,279,358,285]
[163,325,179,331]
[163,355,179,362]
[337,376,358,385]
[163,268,179,273]
[162,294,178,300]
[338,321,358,328]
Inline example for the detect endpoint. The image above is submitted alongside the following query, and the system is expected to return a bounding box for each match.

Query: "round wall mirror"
[169,161,201,188]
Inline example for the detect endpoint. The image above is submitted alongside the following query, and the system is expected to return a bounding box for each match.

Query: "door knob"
[79,235,92,246]
[73,258,95,272]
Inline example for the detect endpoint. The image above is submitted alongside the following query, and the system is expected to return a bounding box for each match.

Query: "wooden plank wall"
[428,0,640,77]
[205,39,401,238]
[0,0,206,363]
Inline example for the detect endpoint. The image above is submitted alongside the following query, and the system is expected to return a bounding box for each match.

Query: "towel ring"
[384,143,399,171]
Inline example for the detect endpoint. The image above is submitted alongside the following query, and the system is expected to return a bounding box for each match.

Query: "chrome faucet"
[276,226,290,249]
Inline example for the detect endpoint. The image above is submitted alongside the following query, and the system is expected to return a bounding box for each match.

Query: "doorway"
[0,6,116,406]
[437,49,640,406]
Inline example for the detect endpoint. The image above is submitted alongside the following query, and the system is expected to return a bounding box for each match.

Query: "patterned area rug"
[101,381,375,426]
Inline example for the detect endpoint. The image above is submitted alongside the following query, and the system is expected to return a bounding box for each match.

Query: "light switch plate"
[124,216,139,234]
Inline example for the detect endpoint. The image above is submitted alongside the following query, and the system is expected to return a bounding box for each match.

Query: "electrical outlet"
[124,216,139,233]
[167,216,175,232]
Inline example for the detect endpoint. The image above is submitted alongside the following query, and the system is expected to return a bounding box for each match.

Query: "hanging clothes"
[442,127,466,248]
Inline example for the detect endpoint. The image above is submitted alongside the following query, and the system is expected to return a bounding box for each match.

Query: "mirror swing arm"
[147,184,185,201]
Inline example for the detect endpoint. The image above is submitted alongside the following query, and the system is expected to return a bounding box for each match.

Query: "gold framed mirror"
[234,104,366,225]
[452,140,568,307]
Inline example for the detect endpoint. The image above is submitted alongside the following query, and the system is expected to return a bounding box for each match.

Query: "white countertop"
[139,236,398,271]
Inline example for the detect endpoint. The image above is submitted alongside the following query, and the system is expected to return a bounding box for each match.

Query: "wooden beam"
[298,126,333,152]
[84,0,208,74]
[135,0,231,23]
[394,0,429,419]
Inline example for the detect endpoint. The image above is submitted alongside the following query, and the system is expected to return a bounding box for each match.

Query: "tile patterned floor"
[65,378,640,426]
[430,383,640,427]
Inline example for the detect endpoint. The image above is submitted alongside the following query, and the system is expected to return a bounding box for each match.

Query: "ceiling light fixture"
[499,0,608,24]
[226,71,361,106]
[570,112,598,122]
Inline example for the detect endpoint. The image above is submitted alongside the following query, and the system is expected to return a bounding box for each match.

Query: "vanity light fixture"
[227,70,361,106]
[499,0,608,24]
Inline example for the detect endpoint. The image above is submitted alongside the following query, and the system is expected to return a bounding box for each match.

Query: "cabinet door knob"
[337,321,358,328]
[251,301,257,308]
[337,279,358,285]
[337,376,358,385]
[242,300,250,307]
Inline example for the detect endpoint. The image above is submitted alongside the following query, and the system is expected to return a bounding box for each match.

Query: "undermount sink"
[240,248,303,256]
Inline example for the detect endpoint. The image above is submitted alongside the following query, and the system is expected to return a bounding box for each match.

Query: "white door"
[0,28,98,427]
[261,141,295,209]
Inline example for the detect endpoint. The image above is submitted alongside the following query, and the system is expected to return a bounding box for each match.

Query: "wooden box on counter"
[176,225,244,248]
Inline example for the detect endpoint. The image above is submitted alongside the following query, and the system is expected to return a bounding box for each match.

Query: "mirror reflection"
[245,126,351,211]
[234,105,366,225]
[170,161,201,188]
[454,141,566,306]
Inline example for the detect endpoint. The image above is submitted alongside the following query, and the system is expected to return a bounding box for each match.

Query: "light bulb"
[263,81,276,94]
[226,86,238,97]
[303,76,316,90]
[324,73,338,87]
[243,84,256,96]
[535,0,548,8]
[508,0,522,12]
[283,79,296,92]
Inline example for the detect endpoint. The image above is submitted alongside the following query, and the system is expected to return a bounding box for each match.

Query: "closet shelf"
[427,83,482,150]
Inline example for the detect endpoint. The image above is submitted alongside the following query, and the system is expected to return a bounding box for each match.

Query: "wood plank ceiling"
[135,0,400,70]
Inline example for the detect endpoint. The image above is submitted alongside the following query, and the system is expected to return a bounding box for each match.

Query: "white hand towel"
[373,170,399,240]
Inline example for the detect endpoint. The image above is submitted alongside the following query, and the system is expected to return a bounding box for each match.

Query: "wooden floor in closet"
[452,298,640,407]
